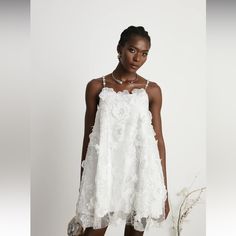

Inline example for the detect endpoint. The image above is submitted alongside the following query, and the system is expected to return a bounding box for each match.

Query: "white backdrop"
[31,0,206,235]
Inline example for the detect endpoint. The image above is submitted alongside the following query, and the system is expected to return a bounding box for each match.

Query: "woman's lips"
[130,64,139,69]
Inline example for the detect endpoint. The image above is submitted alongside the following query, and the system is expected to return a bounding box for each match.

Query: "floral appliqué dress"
[75,76,168,232]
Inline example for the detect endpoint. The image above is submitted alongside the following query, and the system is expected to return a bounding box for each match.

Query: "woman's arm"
[80,79,101,183]
[149,83,168,191]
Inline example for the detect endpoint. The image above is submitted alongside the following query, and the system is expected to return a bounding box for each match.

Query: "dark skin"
[80,35,169,236]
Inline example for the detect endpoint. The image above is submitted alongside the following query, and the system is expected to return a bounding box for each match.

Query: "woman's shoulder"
[139,76,162,104]
[86,77,104,94]
[87,76,104,86]
[139,75,161,90]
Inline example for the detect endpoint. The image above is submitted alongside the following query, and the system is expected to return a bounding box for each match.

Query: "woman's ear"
[117,44,122,55]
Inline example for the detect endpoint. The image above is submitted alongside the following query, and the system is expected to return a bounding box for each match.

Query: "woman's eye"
[143,52,148,56]
[129,48,135,53]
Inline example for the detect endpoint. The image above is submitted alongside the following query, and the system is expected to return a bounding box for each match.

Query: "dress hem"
[76,209,166,232]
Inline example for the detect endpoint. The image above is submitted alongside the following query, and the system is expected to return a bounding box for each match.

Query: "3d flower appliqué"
[135,132,143,146]
[111,101,130,121]
[112,124,125,141]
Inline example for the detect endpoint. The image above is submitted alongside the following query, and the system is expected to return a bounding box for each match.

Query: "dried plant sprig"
[176,187,206,235]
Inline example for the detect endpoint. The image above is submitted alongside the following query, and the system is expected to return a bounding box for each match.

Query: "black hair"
[118,26,151,48]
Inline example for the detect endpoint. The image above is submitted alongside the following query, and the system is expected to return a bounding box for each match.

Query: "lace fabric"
[75,85,168,232]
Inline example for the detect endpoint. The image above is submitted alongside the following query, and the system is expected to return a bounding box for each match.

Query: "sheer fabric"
[75,82,167,232]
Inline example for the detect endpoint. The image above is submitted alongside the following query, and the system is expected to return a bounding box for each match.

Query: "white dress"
[75,76,168,232]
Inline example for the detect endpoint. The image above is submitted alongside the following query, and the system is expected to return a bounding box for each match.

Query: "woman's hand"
[165,197,170,219]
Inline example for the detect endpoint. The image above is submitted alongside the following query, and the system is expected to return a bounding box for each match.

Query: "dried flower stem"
[176,187,206,236]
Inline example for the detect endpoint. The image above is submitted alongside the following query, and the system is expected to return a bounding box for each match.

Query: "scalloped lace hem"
[76,209,166,232]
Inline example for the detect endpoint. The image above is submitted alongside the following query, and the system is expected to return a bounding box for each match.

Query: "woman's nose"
[133,53,140,62]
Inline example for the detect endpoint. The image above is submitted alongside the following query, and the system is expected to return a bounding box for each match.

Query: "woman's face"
[118,35,150,72]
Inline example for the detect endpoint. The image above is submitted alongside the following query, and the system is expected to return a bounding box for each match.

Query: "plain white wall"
[31,0,205,235]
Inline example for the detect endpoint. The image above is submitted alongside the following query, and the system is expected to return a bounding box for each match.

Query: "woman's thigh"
[124,224,144,236]
[83,226,108,236]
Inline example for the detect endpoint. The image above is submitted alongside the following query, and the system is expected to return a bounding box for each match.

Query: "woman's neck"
[112,63,137,82]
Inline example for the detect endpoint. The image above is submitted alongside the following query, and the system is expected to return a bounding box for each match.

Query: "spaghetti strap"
[102,76,106,87]
[145,80,149,90]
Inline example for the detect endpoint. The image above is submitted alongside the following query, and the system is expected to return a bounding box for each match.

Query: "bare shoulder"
[148,80,162,95]
[144,79,162,104]
[85,77,104,96]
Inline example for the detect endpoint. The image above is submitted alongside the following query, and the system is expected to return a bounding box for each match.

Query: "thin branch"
[177,187,206,235]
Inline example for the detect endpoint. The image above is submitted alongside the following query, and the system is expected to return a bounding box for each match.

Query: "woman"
[75,26,170,236]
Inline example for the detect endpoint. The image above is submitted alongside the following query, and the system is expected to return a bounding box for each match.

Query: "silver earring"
[117,54,121,60]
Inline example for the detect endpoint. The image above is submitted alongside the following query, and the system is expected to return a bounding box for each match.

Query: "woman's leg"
[83,226,108,236]
[124,224,144,236]
[124,224,133,236]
